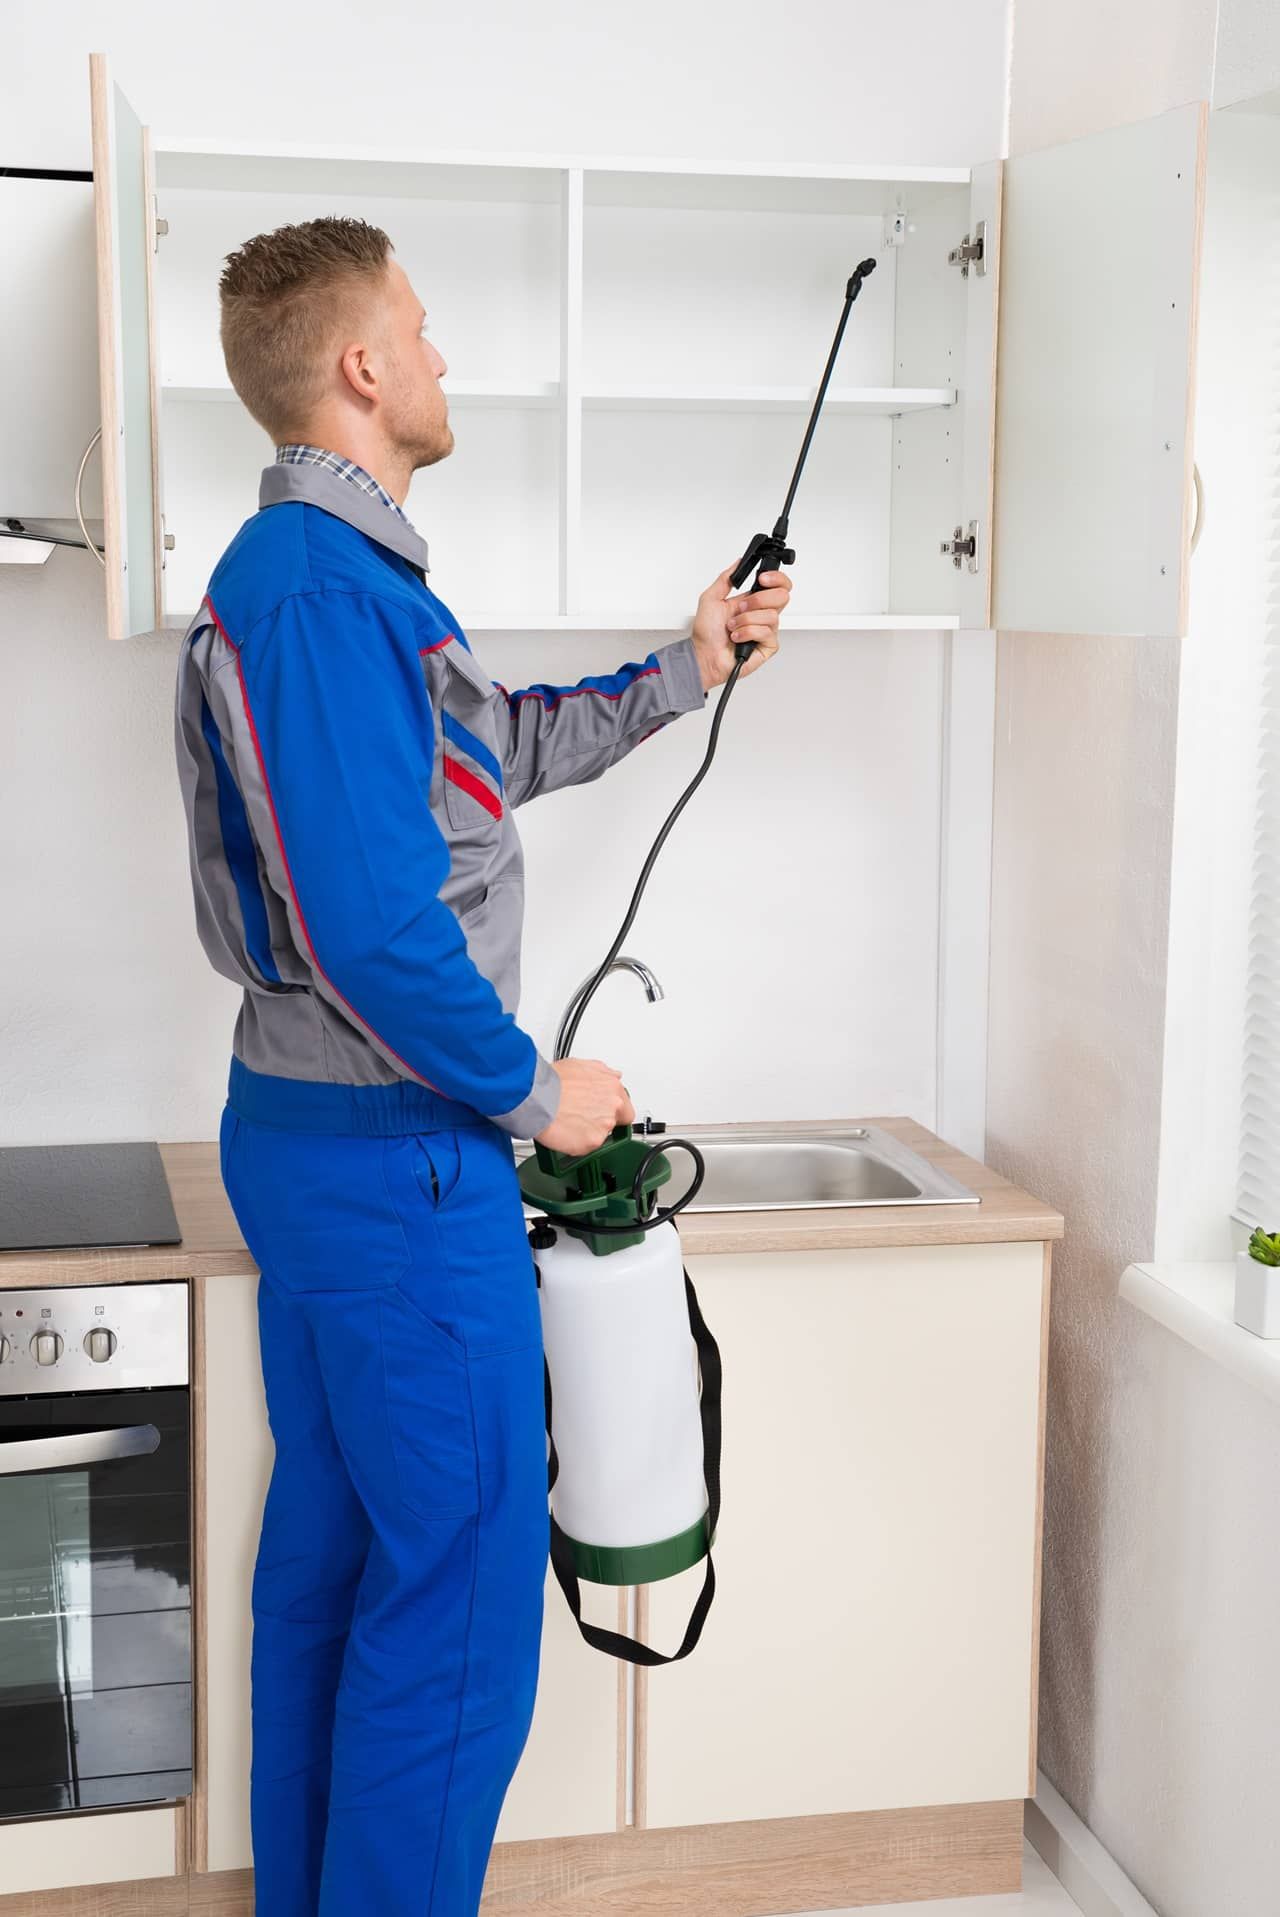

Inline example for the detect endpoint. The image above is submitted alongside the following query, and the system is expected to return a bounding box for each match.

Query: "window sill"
[1120,1262,1280,1408]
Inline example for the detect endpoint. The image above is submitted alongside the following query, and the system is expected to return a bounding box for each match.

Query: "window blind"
[1237,274,1280,1231]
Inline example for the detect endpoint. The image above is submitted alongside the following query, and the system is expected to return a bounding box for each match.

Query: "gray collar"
[258,461,431,574]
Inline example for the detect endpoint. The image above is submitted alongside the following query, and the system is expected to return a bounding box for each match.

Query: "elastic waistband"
[227,1056,492,1137]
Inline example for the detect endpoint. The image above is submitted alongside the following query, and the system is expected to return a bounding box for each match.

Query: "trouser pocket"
[219,1111,409,1293]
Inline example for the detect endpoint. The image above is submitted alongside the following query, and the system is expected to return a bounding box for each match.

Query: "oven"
[0,1282,191,1819]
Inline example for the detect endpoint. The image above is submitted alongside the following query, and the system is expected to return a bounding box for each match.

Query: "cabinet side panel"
[203,1275,272,1874]
[992,103,1206,638]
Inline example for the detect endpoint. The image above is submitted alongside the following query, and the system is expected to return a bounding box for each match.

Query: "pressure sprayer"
[518,258,879,1666]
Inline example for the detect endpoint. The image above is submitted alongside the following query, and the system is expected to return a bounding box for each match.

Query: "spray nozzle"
[847,256,878,298]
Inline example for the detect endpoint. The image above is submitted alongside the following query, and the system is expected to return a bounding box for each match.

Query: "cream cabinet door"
[199,1272,618,1866]
[993,102,1207,638]
[88,51,163,639]
[642,1243,1047,1829]
[493,1571,620,1843]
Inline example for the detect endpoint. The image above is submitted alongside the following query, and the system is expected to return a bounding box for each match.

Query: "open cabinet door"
[89,53,162,639]
[992,102,1206,638]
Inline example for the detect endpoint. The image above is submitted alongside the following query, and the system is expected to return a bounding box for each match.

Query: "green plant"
[1247,1227,1280,1266]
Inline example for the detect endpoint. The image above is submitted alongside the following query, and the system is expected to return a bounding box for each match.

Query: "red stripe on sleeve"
[444,755,504,821]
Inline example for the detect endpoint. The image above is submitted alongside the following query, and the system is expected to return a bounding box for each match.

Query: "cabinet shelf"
[162,380,953,416]
[582,385,955,416]
[163,608,958,634]
[161,379,561,409]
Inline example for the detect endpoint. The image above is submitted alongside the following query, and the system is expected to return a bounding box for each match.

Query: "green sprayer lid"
[519,1124,672,1256]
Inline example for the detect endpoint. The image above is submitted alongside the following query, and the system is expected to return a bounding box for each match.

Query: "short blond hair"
[218,216,393,440]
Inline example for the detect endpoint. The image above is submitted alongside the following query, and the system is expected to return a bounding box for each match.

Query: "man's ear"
[339,339,379,405]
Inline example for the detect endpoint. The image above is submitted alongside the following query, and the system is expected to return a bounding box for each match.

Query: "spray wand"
[728,255,877,657]
[547,254,879,1118]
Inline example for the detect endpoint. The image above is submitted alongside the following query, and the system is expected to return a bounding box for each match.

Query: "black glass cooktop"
[0,1143,182,1253]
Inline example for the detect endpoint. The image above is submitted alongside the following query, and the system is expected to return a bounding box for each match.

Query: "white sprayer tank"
[536,1219,710,1585]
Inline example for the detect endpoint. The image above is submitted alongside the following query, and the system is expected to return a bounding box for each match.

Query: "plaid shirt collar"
[274,443,414,528]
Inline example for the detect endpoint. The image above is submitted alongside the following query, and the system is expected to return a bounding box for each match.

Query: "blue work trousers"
[219,1108,548,1916]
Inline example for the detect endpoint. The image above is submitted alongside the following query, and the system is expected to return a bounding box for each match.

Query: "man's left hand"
[690,565,792,691]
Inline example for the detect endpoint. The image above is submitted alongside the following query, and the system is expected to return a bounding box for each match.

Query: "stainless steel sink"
[516,1124,980,1213]
[677,1125,980,1213]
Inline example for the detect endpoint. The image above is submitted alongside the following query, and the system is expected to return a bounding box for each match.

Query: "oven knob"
[31,1331,63,1366]
[84,1328,117,1363]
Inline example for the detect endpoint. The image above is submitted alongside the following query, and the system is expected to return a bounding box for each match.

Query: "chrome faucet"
[553,956,665,1062]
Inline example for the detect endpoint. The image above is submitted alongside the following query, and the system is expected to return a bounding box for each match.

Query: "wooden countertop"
[0,1118,1061,1290]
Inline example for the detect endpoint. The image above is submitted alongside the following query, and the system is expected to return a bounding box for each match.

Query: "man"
[174,214,788,1917]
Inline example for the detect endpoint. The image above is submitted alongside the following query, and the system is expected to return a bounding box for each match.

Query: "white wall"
[1215,0,1280,105]
[1093,1303,1280,1917]
[8,0,1009,173]
[1006,0,1218,156]
[990,8,1280,1914]
[0,0,1011,1148]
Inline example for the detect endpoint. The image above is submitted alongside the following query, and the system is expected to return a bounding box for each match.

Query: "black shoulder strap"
[542,1268,722,1666]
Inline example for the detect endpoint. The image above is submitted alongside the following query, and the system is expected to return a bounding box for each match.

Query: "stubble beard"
[412,418,454,471]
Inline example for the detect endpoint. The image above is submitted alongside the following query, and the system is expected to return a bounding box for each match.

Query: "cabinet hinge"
[940,521,980,573]
[947,220,986,277]
[154,200,169,248]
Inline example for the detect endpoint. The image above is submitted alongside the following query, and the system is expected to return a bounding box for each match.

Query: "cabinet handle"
[75,427,107,568]
[1189,462,1206,555]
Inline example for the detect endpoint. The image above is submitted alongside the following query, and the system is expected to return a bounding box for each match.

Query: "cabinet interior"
[151,148,979,631]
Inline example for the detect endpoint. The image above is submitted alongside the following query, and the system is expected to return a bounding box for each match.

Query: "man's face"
[376,256,454,471]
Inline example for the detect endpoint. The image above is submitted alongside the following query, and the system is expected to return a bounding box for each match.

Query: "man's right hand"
[535,1058,635,1158]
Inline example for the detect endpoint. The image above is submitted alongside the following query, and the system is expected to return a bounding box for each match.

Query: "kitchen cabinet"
[196,1272,620,1877]
[86,55,1207,646]
[194,1244,1049,1867]
[87,52,998,640]
[0,1136,1057,1913]
[638,1242,1049,1831]
[0,175,102,564]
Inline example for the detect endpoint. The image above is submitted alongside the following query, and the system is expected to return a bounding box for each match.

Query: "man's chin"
[413,427,454,471]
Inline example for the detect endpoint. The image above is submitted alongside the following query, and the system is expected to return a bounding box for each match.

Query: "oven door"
[0,1387,191,1818]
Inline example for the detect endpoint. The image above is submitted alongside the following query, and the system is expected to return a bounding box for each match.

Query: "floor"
[783,1843,1083,1917]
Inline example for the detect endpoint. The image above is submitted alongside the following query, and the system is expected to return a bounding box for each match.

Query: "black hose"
[557,653,750,1061]
[545,1137,706,1239]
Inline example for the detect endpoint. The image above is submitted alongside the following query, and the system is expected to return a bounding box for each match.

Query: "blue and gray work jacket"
[173,459,707,1139]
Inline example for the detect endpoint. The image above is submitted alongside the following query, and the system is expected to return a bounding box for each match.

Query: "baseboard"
[0,1803,1022,1916]
[1025,1772,1160,1917]
[481,1801,1024,1913]
[0,1871,254,1916]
